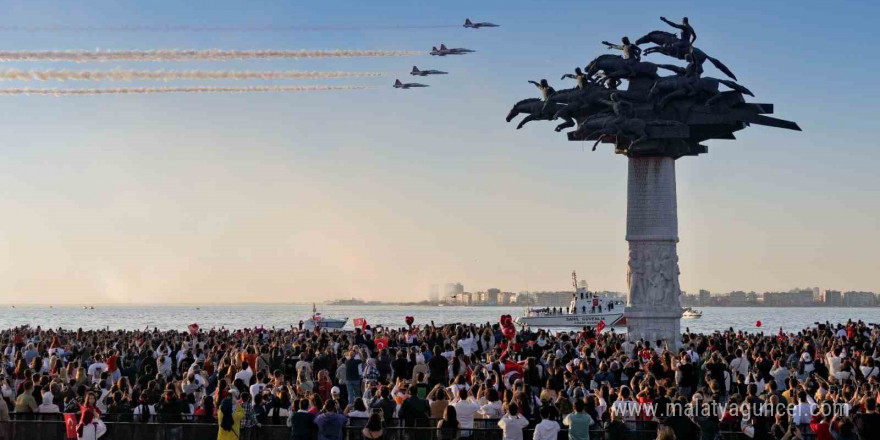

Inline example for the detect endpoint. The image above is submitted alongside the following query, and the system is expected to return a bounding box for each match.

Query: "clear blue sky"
[0,0,877,303]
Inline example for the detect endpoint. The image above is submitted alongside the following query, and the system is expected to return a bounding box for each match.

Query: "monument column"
[624,155,683,348]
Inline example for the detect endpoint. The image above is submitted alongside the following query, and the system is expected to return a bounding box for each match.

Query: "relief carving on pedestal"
[627,242,681,309]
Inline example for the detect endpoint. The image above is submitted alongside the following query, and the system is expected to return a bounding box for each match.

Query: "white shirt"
[860,365,879,378]
[479,401,504,419]
[533,419,561,440]
[88,362,108,381]
[826,353,841,377]
[453,399,481,430]
[235,367,254,385]
[730,356,750,378]
[792,400,816,425]
[250,383,266,397]
[498,415,529,440]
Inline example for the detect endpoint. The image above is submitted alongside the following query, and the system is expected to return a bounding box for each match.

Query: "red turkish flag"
[64,413,78,439]
[596,319,606,333]
[375,337,388,351]
[353,318,367,330]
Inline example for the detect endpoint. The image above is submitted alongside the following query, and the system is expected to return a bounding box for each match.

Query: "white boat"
[682,307,703,319]
[515,272,626,329]
[303,304,348,331]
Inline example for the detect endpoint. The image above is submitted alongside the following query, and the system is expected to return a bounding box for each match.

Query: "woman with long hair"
[436,405,460,440]
[362,412,385,440]
[194,395,215,422]
[216,395,244,440]
[269,389,292,425]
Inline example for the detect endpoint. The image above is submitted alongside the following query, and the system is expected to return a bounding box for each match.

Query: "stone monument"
[506,17,800,347]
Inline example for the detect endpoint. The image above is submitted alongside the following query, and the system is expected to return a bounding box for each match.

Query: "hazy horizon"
[0,0,877,305]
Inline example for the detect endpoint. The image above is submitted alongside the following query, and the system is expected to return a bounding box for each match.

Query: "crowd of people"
[2,319,880,440]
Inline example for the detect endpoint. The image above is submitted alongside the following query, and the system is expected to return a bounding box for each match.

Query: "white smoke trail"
[0,24,459,32]
[0,85,376,96]
[0,49,423,62]
[0,69,386,82]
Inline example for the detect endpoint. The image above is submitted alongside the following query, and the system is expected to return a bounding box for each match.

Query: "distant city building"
[461,292,473,306]
[532,291,575,307]
[429,284,440,303]
[699,289,712,306]
[501,292,516,305]
[515,292,535,306]
[746,291,759,304]
[729,291,747,306]
[843,291,875,307]
[444,282,464,299]
[486,288,500,305]
[792,289,814,306]
[822,289,843,306]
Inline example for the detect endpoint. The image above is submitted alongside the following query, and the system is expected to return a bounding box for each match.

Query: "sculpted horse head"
[506,98,541,122]
[586,54,623,77]
[635,30,678,46]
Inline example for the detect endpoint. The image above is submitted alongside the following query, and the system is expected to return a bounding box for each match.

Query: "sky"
[0,0,877,304]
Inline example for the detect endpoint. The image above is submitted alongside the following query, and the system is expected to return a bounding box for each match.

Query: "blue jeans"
[346,380,361,404]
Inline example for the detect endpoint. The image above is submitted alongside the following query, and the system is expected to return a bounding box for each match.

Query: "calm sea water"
[1,305,876,334]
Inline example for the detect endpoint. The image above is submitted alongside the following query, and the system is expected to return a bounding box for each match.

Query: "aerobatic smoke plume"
[0,49,423,62]
[0,24,458,32]
[0,85,376,96]
[0,69,386,82]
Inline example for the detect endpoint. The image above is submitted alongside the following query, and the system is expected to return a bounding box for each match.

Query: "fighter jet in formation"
[430,44,476,56]
[410,66,448,76]
[463,18,499,29]
[393,79,429,89]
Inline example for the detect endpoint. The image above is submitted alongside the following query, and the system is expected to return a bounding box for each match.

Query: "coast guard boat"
[515,272,626,329]
[303,304,348,331]
[681,307,703,319]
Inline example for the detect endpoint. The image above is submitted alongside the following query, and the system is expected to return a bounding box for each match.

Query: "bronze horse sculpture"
[636,31,737,80]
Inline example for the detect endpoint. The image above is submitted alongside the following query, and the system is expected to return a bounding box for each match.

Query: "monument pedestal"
[624,156,683,349]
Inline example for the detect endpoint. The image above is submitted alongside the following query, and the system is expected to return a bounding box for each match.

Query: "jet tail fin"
[395,79,402,86]
[440,44,448,50]
[412,66,419,73]
[465,19,472,25]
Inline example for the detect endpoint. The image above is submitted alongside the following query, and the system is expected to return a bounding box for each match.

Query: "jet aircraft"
[393,79,429,89]
[410,66,448,76]
[463,18,499,29]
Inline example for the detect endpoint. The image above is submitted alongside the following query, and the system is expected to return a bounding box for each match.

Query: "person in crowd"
[452,388,480,437]
[533,406,561,440]
[563,399,595,440]
[288,399,315,440]
[362,412,385,440]
[314,400,347,440]
[398,384,430,427]
[437,405,461,440]
[217,395,244,440]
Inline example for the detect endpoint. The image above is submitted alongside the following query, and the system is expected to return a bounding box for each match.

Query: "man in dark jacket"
[854,399,880,440]
[397,385,430,428]
[663,397,701,440]
[289,399,316,440]
[369,386,397,422]
[427,346,449,387]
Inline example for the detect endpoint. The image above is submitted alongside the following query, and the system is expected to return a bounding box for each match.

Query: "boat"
[303,303,348,331]
[515,271,626,329]
[682,307,703,319]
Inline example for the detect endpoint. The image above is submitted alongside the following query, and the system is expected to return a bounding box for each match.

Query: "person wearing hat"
[329,386,345,413]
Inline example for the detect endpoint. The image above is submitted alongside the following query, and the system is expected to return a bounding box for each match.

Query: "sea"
[1,304,876,334]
